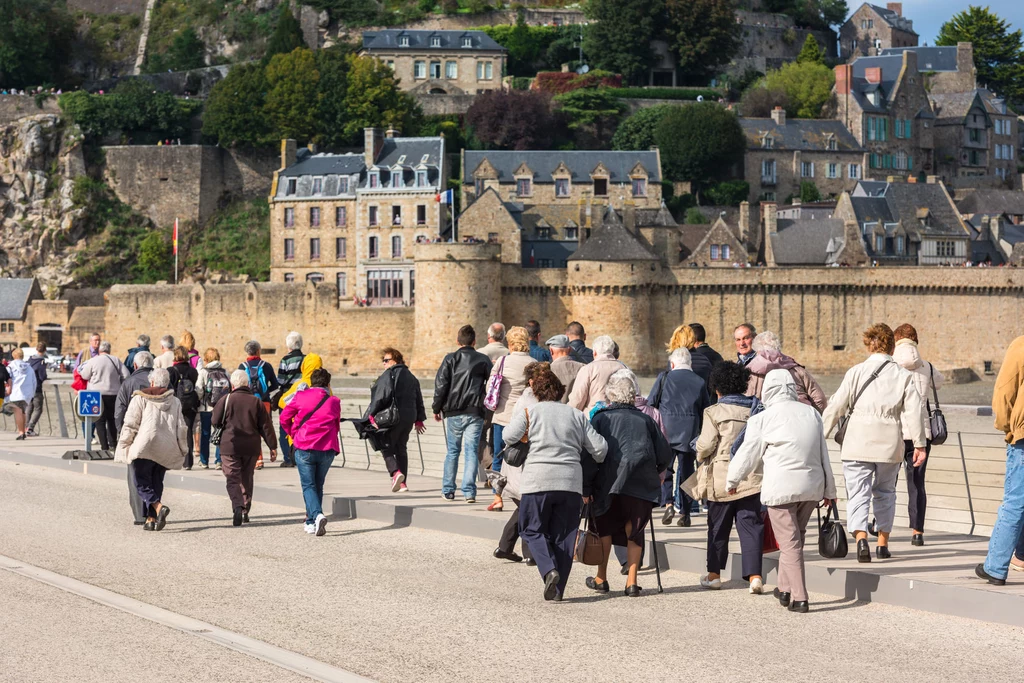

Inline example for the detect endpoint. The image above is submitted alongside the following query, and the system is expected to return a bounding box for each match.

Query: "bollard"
[957,431,976,535]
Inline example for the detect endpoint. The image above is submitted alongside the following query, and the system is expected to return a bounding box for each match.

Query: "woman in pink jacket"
[280,368,342,536]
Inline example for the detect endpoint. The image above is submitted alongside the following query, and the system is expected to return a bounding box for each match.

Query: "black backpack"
[174,373,200,413]
[205,368,231,409]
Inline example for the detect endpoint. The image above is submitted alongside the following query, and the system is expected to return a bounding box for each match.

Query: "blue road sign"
[78,390,102,417]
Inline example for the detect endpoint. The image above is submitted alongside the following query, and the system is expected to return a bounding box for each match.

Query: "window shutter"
[908,156,913,171]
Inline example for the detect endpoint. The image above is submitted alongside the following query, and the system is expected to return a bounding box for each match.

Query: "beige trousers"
[768,500,817,602]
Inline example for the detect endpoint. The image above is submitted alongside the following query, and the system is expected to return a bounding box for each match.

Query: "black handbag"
[210,395,229,446]
[372,368,401,429]
[927,364,948,446]
[498,410,530,468]
[834,361,890,446]
[817,500,848,559]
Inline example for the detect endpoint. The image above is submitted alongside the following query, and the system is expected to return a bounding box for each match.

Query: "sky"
[869,0,1024,45]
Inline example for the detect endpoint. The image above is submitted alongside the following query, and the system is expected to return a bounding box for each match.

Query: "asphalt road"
[1,460,1020,682]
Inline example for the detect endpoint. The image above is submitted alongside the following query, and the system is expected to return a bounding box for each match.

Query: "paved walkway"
[2,434,1022,627]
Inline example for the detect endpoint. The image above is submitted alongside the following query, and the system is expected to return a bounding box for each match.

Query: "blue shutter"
[908,156,913,171]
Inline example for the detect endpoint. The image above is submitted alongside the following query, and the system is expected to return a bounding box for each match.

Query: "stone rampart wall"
[0,96,61,127]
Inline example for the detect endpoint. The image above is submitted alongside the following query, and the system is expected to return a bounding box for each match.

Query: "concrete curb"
[3,448,1021,628]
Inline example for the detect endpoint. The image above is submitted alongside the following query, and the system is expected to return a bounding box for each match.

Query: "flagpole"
[173,217,179,285]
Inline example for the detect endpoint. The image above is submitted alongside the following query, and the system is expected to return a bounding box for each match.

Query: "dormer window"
[286,178,297,195]
[416,170,428,187]
[593,177,608,196]
[761,135,774,149]
[430,36,441,48]
[555,178,570,197]
[338,177,349,194]
[399,35,409,47]
[462,36,472,48]
[826,137,837,151]
[312,177,322,195]
[369,171,379,189]
[392,170,404,188]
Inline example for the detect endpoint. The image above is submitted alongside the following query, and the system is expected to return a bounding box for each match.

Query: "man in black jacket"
[433,325,491,503]
[565,321,594,364]
[688,323,724,368]
[26,343,48,436]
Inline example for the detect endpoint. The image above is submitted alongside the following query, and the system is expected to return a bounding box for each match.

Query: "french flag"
[435,189,453,204]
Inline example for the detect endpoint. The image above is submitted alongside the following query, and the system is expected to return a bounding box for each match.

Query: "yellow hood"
[279,353,329,408]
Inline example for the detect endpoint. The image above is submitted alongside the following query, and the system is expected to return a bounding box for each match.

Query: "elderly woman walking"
[694,361,765,593]
[364,348,426,493]
[745,331,827,413]
[588,369,672,596]
[823,324,926,562]
[212,369,278,527]
[488,326,535,511]
[115,368,188,531]
[728,369,836,613]
[503,371,608,601]
[281,368,342,536]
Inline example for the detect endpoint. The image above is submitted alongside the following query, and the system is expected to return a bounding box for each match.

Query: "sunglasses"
[382,357,394,363]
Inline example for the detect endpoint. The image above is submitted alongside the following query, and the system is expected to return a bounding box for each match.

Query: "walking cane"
[649,515,664,594]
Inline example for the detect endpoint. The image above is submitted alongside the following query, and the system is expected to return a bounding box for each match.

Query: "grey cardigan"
[503,401,608,496]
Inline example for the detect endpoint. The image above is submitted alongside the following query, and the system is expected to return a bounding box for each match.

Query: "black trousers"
[382,422,413,480]
[707,493,764,580]
[132,459,167,518]
[127,462,146,524]
[904,439,930,531]
[497,499,534,560]
[520,490,582,598]
[182,411,196,469]
[96,394,118,450]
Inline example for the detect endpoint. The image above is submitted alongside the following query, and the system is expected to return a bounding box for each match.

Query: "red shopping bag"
[762,509,779,553]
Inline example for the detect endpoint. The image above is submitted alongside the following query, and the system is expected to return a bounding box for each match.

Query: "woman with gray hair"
[212,369,278,526]
[115,368,188,531]
[587,369,673,596]
[568,335,627,414]
[745,331,827,413]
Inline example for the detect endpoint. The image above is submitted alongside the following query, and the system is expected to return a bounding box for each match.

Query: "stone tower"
[567,207,661,374]
[411,242,502,372]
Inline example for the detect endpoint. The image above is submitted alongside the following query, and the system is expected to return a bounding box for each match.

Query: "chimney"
[792,198,802,207]
[364,127,383,166]
[980,215,991,240]
[385,127,400,139]
[280,139,296,170]
[835,64,853,95]
[738,200,751,243]
[907,175,917,183]
[623,198,637,234]
[886,2,902,15]
[770,106,786,126]
[991,215,1002,243]
[763,202,778,235]
[926,175,940,184]
[307,142,317,155]
[957,42,976,84]
[865,67,882,85]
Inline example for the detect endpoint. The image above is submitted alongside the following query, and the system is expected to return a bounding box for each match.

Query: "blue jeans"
[661,450,696,512]
[984,440,1024,580]
[279,424,294,464]
[492,423,504,493]
[442,414,483,498]
[295,448,336,524]
[198,412,220,466]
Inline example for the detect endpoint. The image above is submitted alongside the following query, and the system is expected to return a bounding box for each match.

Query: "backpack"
[244,361,270,401]
[205,368,230,409]
[173,370,200,413]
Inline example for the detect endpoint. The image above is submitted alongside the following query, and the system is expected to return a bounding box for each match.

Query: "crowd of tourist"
[39,312,1024,608]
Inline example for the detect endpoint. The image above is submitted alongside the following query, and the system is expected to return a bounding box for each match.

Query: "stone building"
[958,190,1024,226]
[741,107,867,203]
[268,129,447,305]
[839,2,917,61]
[930,89,1019,184]
[0,279,104,354]
[831,49,935,180]
[359,29,506,95]
[879,44,977,95]
[762,201,867,267]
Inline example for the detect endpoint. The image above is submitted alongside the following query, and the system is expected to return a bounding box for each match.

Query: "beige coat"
[490,351,534,426]
[114,389,188,470]
[892,338,943,440]
[693,402,761,502]
[568,355,628,413]
[822,353,926,464]
[477,341,509,364]
[152,350,175,369]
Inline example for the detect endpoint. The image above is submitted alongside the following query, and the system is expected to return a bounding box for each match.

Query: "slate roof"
[279,153,366,178]
[362,30,506,52]
[465,150,661,184]
[568,207,659,262]
[929,91,987,125]
[880,46,956,70]
[867,3,917,33]
[679,225,712,255]
[847,54,909,114]
[0,279,39,320]
[636,203,678,228]
[741,119,865,151]
[770,219,846,265]
[958,190,1024,217]
[850,181,967,237]
[519,204,581,237]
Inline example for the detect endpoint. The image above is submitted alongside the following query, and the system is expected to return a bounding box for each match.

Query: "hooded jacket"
[727,370,837,506]
[280,386,342,452]
[695,398,760,502]
[27,354,47,392]
[114,388,188,469]
[278,354,327,409]
[196,360,227,413]
[591,403,673,513]
[892,338,942,440]
[746,348,827,413]
[7,359,36,402]
[115,368,152,431]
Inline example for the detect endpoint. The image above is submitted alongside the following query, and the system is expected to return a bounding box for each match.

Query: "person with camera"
[728,369,836,613]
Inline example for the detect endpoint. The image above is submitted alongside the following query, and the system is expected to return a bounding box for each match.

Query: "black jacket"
[28,355,47,392]
[432,346,491,418]
[568,339,594,364]
[115,368,152,431]
[649,369,710,453]
[364,364,426,429]
[590,404,673,513]
[691,344,724,369]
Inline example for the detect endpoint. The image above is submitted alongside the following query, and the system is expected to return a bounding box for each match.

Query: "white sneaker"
[314,513,327,537]
[749,577,764,594]
[303,523,316,534]
[700,574,722,590]
[391,471,406,493]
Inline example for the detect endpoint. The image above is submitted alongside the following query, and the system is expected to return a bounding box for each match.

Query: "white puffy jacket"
[727,370,837,507]
[892,338,943,440]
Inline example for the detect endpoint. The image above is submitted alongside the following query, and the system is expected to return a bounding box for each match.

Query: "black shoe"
[543,570,561,601]
[677,514,691,528]
[15,434,25,441]
[661,506,675,525]
[494,548,523,563]
[183,466,192,471]
[525,558,536,567]
[788,600,809,613]
[155,505,170,531]
[857,538,871,563]
[773,587,791,607]
[442,492,455,501]
[586,576,609,593]
[143,520,155,531]
[911,533,924,547]
[242,511,250,523]
[868,519,879,537]
[620,563,629,576]
[624,584,642,597]
[876,545,891,560]
[975,563,1006,586]
[233,507,243,527]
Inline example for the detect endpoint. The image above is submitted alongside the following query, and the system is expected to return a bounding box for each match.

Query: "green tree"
[554,88,626,148]
[315,43,356,147]
[655,102,745,189]
[265,48,321,142]
[664,0,740,80]
[936,6,1024,104]
[799,181,822,203]
[797,34,824,64]
[684,207,708,224]
[167,27,206,71]
[265,6,305,63]
[584,0,662,84]
[202,63,273,147]
[136,231,173,283]
[0,0,75,89]
[764,60,834,118]
[341,54,421,144]
[704,180,750,206]
[611,103,678,150]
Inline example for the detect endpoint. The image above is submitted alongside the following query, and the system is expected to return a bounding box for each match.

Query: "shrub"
[685,207,708,224]
[607,87,721,101]
[533,70,622,94]
[704,180,750,206]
